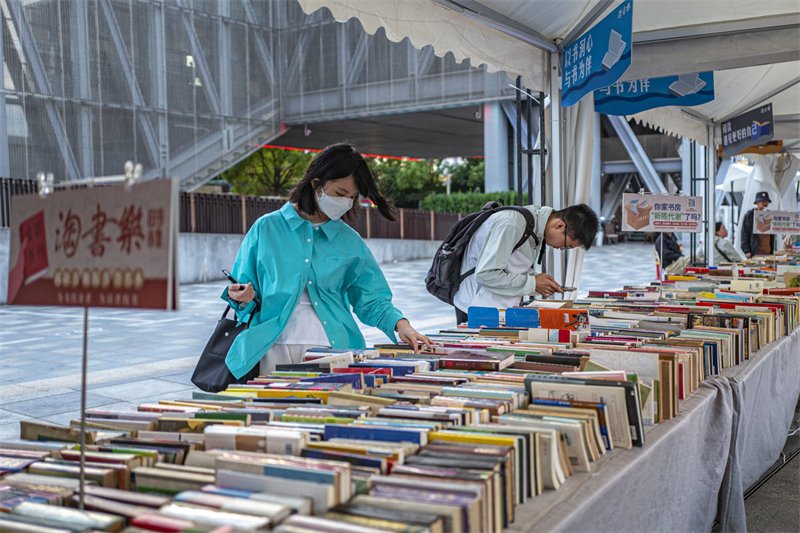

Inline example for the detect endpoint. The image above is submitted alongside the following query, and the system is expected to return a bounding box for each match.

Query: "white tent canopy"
[298,0,800,95]
[717,162,756,193]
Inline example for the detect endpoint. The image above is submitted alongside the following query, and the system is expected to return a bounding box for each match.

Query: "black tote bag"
[191,305,261,392]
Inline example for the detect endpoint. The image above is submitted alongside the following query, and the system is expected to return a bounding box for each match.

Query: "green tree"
[445,158,485,193]
[368,158,446,208]
[221,147,314,196]
[421,191,528,213]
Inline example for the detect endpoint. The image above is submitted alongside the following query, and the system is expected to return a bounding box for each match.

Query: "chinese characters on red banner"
[7,179,178,310]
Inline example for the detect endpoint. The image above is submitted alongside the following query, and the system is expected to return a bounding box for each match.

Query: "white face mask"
[316,187,354,220]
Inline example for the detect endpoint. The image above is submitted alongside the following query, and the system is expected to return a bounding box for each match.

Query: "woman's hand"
[396,319,433,354]
[228,282,255,305]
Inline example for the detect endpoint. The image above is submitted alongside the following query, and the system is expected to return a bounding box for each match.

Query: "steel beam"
[98,0,160,167]
[0,12,9,177]
[345,32,369,87]
[150,0,169,175]
[174,0,221,116]
[607,115,668,194]
[416,46,436,78]
[622,23,800,82]
[633,14,800,44]
[602,158,682,174]
[240,0,276,87]
[431,0,556,52]
[5,0,80,179]
[284,10,321,91]
[219,0,232,116]
[71,0,94,177]
[714,157,731,212]
[601,174,633,220]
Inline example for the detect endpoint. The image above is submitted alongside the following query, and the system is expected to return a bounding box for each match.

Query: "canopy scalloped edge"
[296,0,549,93]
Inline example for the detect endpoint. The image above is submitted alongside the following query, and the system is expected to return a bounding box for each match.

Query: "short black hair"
[553,204,600,251]
[289,143,396,222]
[715,221,724,233]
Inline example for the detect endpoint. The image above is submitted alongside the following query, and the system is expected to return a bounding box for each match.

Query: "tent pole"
[706,125,717,266]
[549,51,565,284]
[516,76,523,206]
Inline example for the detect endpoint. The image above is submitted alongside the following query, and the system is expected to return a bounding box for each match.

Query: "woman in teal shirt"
[222,143,432,378]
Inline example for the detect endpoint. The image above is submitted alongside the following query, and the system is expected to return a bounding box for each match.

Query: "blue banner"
[562,0,632,108]
[594,72,715,115]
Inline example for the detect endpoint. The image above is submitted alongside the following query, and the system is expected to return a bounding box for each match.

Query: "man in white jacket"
[453,203,600,323]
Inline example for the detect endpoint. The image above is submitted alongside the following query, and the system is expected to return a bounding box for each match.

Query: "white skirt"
[258,343,328,376]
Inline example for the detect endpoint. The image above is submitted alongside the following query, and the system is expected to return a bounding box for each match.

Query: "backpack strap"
[715,240,732,262]
[459,206,540,283]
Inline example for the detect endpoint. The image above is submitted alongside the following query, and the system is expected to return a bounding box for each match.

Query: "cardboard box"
[625,201,653,230]
[755,213,772,233]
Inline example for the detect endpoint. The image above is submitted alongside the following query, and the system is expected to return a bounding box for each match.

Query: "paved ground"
[0,242,656,438]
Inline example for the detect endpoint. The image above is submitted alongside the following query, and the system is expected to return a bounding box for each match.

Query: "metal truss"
[4,0,81,179]
[98,0,161,167]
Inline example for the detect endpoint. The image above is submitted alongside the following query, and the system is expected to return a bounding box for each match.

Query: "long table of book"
[1,254,799,533]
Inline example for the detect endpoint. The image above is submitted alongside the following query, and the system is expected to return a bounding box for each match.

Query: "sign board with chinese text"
[622,193,704,233]
[720,103,774,157]
[752,211,800,235]
[561,0,632,108]
[594,72,714,116]
[7,179,179,309]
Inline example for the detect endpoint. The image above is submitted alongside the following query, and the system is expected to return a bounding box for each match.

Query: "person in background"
[452,203,600,324]
[783,234,800,249]
[741,191,775,258]
[655,231,690,275]
[714,222,743,263]
[222,143,432,379]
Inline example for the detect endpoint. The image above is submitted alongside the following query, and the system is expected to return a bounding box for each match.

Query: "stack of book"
[1,252,798,532]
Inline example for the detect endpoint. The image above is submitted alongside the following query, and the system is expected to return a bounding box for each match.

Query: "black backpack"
[425,201,540,305]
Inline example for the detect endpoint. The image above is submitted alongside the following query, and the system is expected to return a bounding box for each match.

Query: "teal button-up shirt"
[220,202,404,378]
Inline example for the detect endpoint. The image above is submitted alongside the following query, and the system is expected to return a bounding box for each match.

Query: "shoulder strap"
[714,241,732,262]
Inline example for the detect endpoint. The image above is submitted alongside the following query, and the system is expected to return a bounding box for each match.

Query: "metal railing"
[1,178,459,241]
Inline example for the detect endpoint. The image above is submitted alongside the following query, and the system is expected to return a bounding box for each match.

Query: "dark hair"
[289,143,396,222]
[553,203,600,251]
[715,221,724,233]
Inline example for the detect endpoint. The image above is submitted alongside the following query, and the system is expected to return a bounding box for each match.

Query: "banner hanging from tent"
[720,103,774,157]
[594,72,714,115]
[561,0,632,108]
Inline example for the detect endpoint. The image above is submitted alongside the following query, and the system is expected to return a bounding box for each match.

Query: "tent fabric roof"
[296,0,549,90]
[299,0,800,146]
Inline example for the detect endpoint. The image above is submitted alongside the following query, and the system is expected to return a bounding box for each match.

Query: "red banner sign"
[8,179,179,310]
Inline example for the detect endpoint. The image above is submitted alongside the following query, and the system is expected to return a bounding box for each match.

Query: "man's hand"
[745,252,752,259]
[228,282,255,305]
[396,319,433,353]
[535,273,564,298]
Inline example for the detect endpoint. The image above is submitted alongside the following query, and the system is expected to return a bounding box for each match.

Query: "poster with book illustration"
[622,193,703,233]
[752,211,800,235]
[7,179,179,309]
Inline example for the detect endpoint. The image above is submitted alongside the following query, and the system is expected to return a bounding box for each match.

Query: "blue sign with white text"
[561,0,632,108]
[594,72,715,115]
